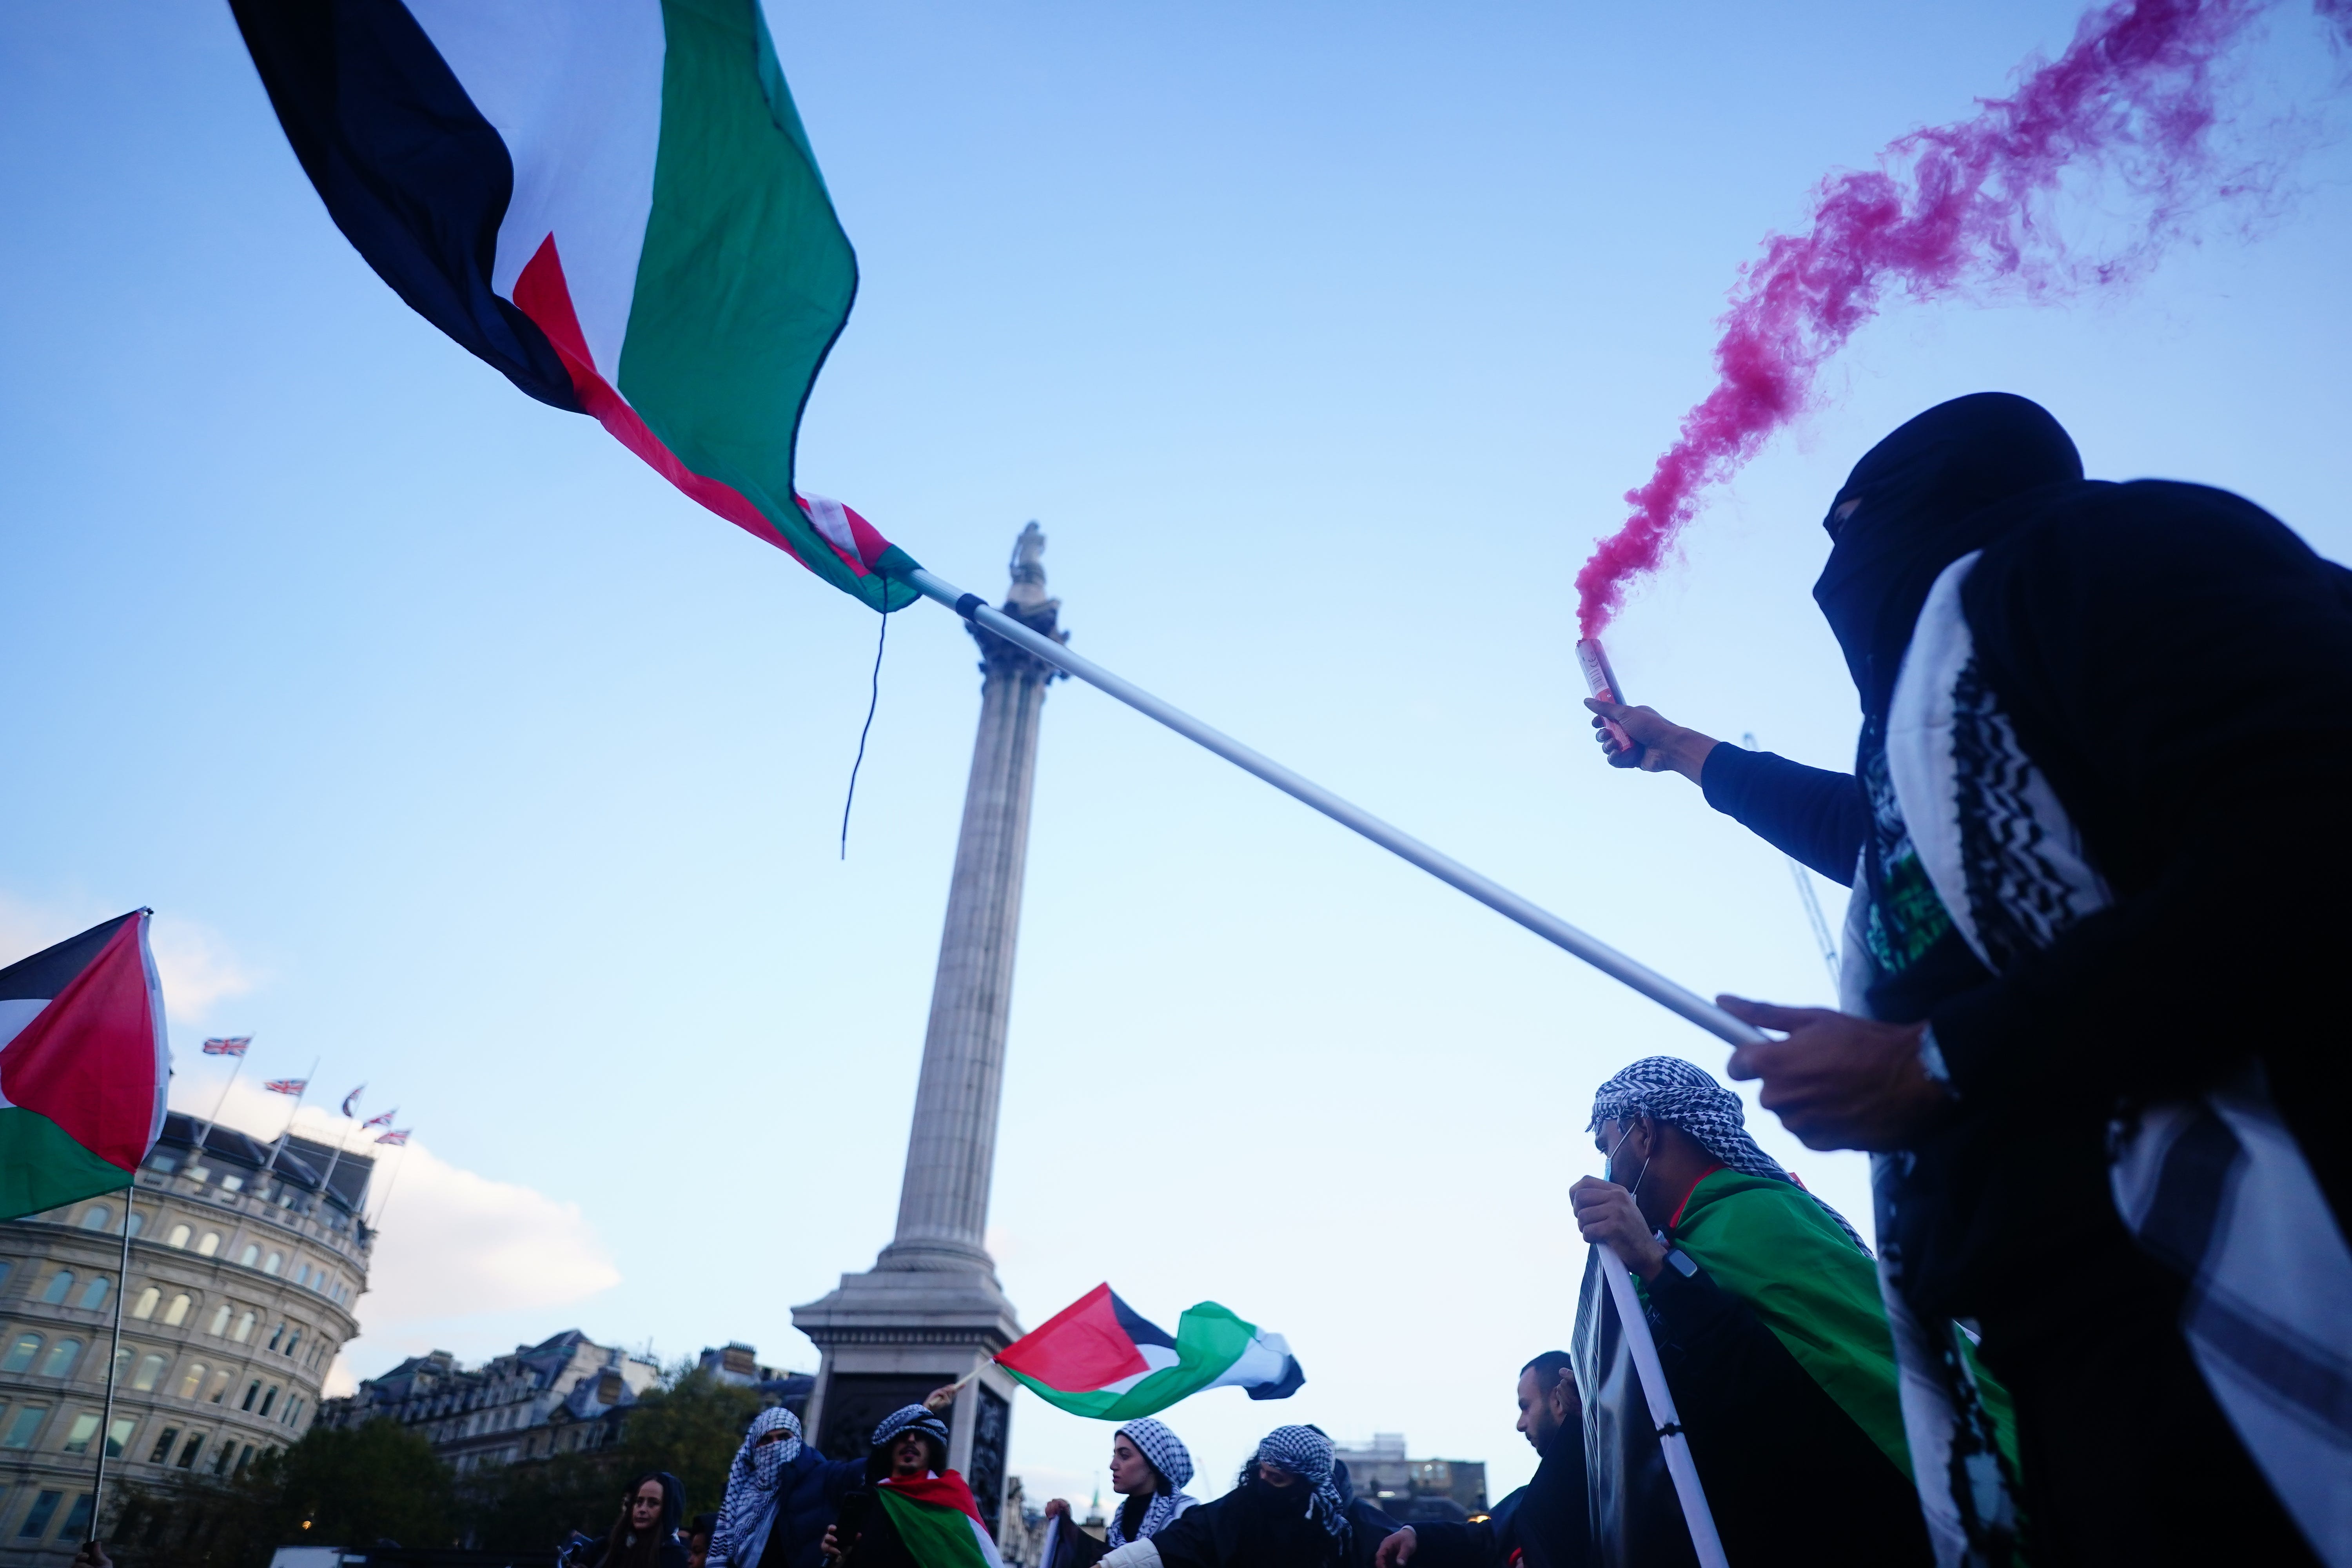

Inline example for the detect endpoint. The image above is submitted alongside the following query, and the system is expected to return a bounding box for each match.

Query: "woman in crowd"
[583,1472,690,1568]
[1105,1425,1397,1568]
[1044,1419,1200,1563]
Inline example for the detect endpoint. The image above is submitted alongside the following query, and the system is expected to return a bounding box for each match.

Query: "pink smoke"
[1575,0,2293,637]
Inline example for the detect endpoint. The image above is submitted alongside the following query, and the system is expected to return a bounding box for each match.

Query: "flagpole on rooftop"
[367,1137,411,1230]
[261,1057,318,1175]
[193,1041,248,1150]
[900,566,1768,1049]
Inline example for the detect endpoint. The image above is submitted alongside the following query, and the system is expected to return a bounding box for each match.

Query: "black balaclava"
[1812,392,2083,718]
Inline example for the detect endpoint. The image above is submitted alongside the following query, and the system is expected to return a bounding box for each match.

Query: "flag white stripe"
[405,0,666,382]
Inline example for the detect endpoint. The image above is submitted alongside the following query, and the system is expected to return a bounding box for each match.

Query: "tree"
[114,1421,457,1568]
[461,1365,763,1552]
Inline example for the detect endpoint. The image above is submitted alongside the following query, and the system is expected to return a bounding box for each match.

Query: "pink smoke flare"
[1576,0,2288,637]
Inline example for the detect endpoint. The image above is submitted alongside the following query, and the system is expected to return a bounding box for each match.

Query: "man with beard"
[1584,392,2350,1566]
[1372,1352,1590,1568]
[1100,1426,1399,1568]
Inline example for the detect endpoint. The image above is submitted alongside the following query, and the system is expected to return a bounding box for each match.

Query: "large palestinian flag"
[0,913,171,1220]
[230,0,918,610]
[874,1473,1005,1568]
[997,1283,1305,1421]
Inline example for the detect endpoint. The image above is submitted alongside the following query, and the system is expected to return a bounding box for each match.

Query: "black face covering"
[1812,392,2084,718]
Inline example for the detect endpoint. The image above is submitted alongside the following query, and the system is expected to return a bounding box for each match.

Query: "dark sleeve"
[1397,1520,1495,1568]
[1698,745,1866,884]
[1931,488,2352,1157]
[1146,1499,1222,1568]
[818,1456,866,1505]
[1641,1253,1817,1415]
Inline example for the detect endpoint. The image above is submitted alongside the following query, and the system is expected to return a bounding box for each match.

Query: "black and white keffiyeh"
[1588,1055,1869,1253]
[1106,1418,1197,1547]
[871,1405,951,1453]
[708,1407,801,1568]
[1248,1426,1347,1543]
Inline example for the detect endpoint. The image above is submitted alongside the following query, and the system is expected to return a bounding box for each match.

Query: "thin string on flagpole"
[368,1141,411,1231]
[91,1199,134,1549]
[900,565,1768,1049]
[840,599,891,860]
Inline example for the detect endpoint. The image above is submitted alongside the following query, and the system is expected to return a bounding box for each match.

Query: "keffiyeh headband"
[871,1405,951,1453]
[1588,1055,1869,1252]
[1251,1425,1347,1543]
[1106,1418,1197,1547]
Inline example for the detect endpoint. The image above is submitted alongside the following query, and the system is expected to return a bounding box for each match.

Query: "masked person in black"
[1584,392,2351,1567]
[1102,1426,1400,1568]
[1373,1352,1590,1568]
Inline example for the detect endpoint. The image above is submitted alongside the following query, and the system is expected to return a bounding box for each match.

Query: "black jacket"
[1406,1417,1589,1568]
[1150,1483,1401,1568]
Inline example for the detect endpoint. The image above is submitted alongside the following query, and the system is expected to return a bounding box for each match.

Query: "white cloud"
[0,892,259,1026]
[171,1079,621,1373]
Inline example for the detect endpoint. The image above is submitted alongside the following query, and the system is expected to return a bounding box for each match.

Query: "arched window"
[125,1212,142,1238]
[206,1368,231,1403]
[166,1224,191,1249]
[78,1205,111,1231]
[206,1305,231,1336]
[163,1293,192,1327]
[176,1363,208,1399]
[131,1353,168,1392]
[40,1271,74,1305]
[196,1232,221,1257]
[39,1338,82,1377]
[266,1323,283,1352]
[76,1276,110,1310]
[284,1330,302,1358]
[237,1245,259,1267]
[2,1334,42,1373]
[232,1311,255,1344]
[258,1387,277,1417]
[262,1252,282,1276]
[131,1288,161,1321]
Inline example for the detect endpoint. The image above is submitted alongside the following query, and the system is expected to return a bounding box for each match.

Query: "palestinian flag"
[874,1473,1005,1568]
[997,1283,1305,1421]
[0,913,171,1221]
[230,0,918,610]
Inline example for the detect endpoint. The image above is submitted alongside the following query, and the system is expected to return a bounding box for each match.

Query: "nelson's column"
[794,524,1064,1534]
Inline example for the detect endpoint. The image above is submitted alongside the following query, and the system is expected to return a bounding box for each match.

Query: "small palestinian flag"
[0,913,170,1220]
[996,1284,1304,1421]
[874,1473,1004,1568]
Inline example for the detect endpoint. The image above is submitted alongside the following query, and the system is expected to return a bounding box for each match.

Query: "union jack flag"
[200,1036,251,1057]
[375,1129,410,1146]
[361,1108,396,1129]
[264,1078,307,1095]
[339,1084,365,1118]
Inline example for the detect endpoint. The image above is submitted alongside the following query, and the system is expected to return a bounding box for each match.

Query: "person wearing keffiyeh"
[1101,1424,1399,1568]
[1571,1056,1945,1568]
[708,1408,849,1568]
[1045,1417,1199,1555]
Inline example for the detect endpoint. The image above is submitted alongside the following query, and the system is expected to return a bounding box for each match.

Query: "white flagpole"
[367,1140,411,1230]
[193,1045,247,1149]
[904,568,1767,1048]
[1597,1243,1730,1568]
[1743,734,1841,991]
[90,1207,133,1547]
[261,1056,319,1175]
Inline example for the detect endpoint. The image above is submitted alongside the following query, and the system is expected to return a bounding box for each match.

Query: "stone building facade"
[1332,1434,1488,1525]
[0,1112,370,1564]
[317,1331,662,1477]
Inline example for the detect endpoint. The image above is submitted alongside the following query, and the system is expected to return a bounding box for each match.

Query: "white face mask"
[1604,1119,1653,1204]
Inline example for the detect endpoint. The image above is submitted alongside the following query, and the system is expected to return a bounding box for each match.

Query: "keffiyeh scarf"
[871,1404,952,1452]
[1250,1426,1348,1543]
[708,1408,802,1568]
[1105,1418,1197,1547]
[1588,1055,1869,1252]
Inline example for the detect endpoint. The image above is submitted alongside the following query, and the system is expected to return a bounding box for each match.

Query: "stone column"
[794,525,1063,1536]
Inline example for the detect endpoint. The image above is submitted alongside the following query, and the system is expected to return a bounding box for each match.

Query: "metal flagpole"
[368,1138,411,1230]
[1742,735,1841,993]
[903,566,1768,1048]
[261,1057,319,1175]
[90,1201,134,1548]
[193,1041,248,1149]
[1596,1243,1730,1568]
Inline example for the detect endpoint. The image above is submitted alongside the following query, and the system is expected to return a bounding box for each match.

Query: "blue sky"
[3,0,2346,1506]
